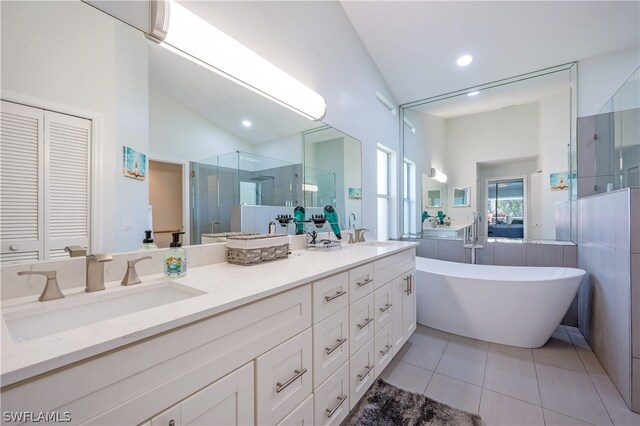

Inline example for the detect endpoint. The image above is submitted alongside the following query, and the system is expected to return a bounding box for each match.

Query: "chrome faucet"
[86,253,113,292]
[348,213,356,229]
[354,228,370,243]
[64,245,86,258]
[121,256,152,286]
[17,270,64,302]
[463,212,484,264]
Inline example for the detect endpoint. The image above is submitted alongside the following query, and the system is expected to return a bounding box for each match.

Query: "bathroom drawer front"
[256,328,313,425]
[374,249,415,288]
[349,292,375,355]
[313,362,350,426]
[373,282,393,333]
[313,307,349,388]
[276,394,314,426]
[349,338,375,410]
[349,262,374,302]
[375,322,394,374]
[313,272,349,324]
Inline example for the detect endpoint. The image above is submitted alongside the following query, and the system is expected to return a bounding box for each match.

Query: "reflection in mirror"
[0,0,358,262]
[303,127,362,233]
[402,63,577,242]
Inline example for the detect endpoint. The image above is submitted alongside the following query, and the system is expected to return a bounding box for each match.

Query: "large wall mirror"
[402,63,578,242]
[0,0,362,262]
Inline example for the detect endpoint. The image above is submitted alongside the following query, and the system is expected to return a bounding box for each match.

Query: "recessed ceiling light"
[467,91,480,97]
[242,120,252,127]
[457,55,473,67]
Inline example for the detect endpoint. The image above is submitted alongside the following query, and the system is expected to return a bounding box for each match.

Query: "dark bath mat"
[343,378,482,426]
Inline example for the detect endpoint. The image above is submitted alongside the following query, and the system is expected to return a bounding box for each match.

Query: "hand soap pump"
[140,230,158,250]
[165,231,187,278]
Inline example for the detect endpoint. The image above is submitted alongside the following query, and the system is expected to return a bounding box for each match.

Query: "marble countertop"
[0,241,417,386]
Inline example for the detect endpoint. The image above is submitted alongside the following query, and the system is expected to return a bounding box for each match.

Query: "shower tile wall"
[403,238,579,325]
[577,188,637,412]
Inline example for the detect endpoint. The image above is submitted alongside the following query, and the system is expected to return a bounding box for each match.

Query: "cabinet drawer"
[150,405,180,426]
[313,272,349,324]
[374,282,393,333]
[349,262,374,302]
[375,322,394,374]
[277,394,313,426]
[313,308,349,388]
[374,249,415,288]
[256,329,313,425]
[349,338,375,410]
[349,292,375,355]
[313,362,350,426]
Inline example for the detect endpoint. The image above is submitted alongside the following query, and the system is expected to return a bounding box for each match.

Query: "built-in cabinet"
[1,248,416,425]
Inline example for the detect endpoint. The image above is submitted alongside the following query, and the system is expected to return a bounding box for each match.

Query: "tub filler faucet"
[463,212,484,264]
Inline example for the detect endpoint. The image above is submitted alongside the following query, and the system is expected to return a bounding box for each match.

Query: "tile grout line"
[479,343,490,415]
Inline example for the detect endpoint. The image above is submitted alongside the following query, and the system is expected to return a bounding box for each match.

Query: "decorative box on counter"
[226,234,289,265]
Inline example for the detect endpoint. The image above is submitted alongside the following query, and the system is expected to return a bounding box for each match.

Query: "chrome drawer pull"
[380,344,392,356]
[356,278,373,287]
[326,394,348,418]
[357,364,374,381]
[276,368,307,393]
[379,303,392,313]
[405,274,411,295]
[357,317,373,329]
[325,337,347,355]
[325,289,347,302]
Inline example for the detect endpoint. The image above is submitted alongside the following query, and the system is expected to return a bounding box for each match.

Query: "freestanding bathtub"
[415,257,585,348]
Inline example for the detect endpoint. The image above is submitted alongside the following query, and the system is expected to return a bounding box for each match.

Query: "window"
[487,178,524,239]
[0,100,91,263]
[403,159,416,235]
[377,148,390,240]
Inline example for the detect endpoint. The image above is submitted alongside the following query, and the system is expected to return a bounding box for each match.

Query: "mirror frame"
[452,187,470,207]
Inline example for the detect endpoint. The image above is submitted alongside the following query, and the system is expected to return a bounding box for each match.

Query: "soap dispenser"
[140,230,159,250]
[165,231,187,278]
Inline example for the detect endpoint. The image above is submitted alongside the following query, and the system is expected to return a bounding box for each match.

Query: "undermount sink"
[361,241,397,247]
[3,281,205,343]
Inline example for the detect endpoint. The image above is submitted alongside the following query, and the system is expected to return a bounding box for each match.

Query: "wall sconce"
[149,0,327,121]
[429,167,447,183]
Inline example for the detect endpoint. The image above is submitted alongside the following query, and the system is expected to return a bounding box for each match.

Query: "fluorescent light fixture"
[429,167,447,183]
[467,91,480,97]
[149,0,327,121]
[403,117,416,133]
[456,54,473,67]
[242,120,252,127]
[303,183,318,192]
[376,91,397,116]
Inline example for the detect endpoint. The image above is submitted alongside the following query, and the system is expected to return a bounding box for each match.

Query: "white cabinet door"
[276,394,314,426]
[349,292,375,356]
[373,282,393,333]
[391,274,406,350]
[313,308,349,387]
[403,269,417,340]
[374,322,394,375]
[256,329,313,425]
[313,272,349,324]
[313,362,349,426]
[348,262,374,303]
[349,338,375,410]
[149,363,254,426]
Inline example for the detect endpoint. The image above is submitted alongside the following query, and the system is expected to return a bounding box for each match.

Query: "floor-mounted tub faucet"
[463,212,484,264]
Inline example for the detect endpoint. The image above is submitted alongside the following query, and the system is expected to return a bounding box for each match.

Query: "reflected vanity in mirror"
[402,63,578,243]
[0,0,362,262]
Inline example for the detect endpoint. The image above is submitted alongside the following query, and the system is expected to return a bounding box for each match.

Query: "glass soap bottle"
[140,230,158,250]
[165,231,187,278]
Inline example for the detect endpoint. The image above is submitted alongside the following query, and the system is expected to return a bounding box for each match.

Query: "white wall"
[444,102,540,224]
[253,133,303,165]
[578,45,640,117]
[180,1,400,238]
[149,89,253,162]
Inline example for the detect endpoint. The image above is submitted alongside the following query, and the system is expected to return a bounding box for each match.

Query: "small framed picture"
[348,187,362,200]
[550,172,569,191]
[123,146,146,181]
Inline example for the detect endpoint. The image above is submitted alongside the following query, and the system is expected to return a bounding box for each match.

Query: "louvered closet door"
[0,101,44,263]
[44,111,90,260]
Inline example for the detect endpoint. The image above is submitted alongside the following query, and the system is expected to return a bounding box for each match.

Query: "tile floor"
[380,324,640,426]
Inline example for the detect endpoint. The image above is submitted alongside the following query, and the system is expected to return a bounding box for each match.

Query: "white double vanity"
[0,241,417,426]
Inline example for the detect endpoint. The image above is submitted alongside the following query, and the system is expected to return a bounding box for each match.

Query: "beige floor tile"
[590,373,640,426]
[484,350,541,405]
[543,409,592,425]
[394,326,449,371]
[488,342,534,360]
[479,389,544,425]
[379,359,433,394]
[424,373,482,414]
[567,327,608,375]
[536,364,612,425]
[435,335,488,386]
[533,336,586,373]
